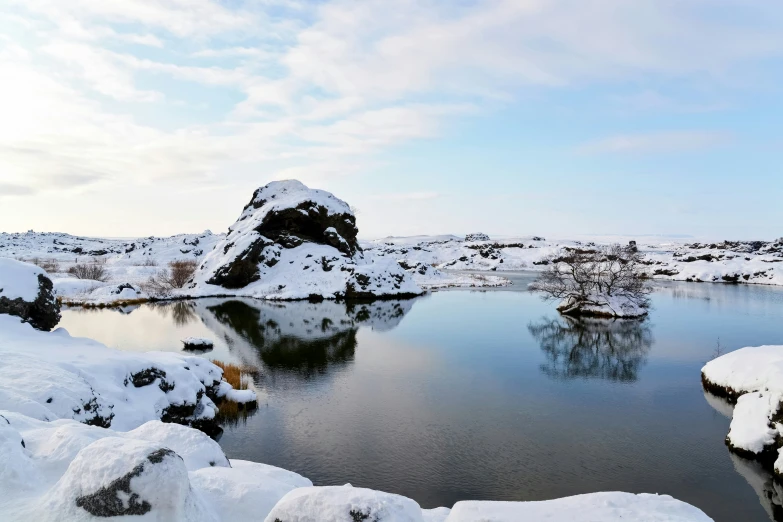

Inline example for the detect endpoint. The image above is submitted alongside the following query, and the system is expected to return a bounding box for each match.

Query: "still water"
[58,273,783,522]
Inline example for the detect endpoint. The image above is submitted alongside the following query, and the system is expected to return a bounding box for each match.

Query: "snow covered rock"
[0,258,60,330]
[188,180,422,300]
[446,492,712,521]
[702,346,783,465]
[43,437,212,520]
[265,484,425,522]
[464,233,490,242]
[182,337,215,351]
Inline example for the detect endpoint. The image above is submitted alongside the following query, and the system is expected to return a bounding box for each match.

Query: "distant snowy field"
[1,231,781,305]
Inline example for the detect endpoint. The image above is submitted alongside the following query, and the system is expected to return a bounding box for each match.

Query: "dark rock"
[0,272,61,331]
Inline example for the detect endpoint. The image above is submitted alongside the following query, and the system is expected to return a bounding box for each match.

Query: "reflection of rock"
[730,453,783,522]
[194,298,416,377]
[528,316,652,381]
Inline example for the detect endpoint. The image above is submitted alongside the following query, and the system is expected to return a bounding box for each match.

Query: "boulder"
[0,258,61,331]
[189,181,421,300]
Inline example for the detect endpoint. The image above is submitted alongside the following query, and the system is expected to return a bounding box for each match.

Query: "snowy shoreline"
[2,230,780,307]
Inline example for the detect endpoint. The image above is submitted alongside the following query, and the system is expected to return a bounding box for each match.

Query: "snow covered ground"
[702,346,783,475]
[3,231,781,307]
[364,234,783,286]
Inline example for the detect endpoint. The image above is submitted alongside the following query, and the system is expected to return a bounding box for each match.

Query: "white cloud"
[1,0,782,234]
[577,131,730,154]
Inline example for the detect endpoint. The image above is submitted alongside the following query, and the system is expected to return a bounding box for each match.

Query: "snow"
[728,391,781,454]
[0,258,46,301]
[190,460,312,520]
[126,421,230,470]
[264,484,426,522]
[702,345,783,456]
[446,492,713,521]
[0,314,255,431]
[2,230,782,306]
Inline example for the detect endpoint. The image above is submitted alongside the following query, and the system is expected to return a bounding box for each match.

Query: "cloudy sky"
[1,0,781,239]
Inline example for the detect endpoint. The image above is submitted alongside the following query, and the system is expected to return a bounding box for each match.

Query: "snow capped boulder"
[188,180,421,300]
[43,437,214,521]
[465,233,490,242]
[265,484,425,522]
[0,258,60,330]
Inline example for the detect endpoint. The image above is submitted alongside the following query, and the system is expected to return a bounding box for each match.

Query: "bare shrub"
[143,259,197,295]
[141,258,158,267]
[531,244,652,316]
[68,258,108,281]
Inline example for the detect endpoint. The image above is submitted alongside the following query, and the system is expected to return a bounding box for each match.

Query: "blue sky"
[0,0,781,239]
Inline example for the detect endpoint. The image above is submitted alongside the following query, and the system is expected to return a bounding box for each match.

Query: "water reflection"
[193,298,417,378]
[528,316,653,381]
[149,301,198,326]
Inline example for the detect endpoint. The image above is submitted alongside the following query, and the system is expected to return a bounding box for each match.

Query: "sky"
[0,0,781,240]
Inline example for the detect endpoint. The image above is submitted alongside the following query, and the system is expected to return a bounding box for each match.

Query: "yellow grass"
[210,360,258,427]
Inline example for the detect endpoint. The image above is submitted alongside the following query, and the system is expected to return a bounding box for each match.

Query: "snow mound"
[191,460,312,520]
[126,421,230,471]
[265,484,425,522]
[187,180,422,300]
[446,492,713,521]
[0,258,61,330]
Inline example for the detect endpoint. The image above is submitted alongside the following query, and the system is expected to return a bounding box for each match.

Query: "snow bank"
[0,258,47,301]
[187,181,422,300]
[0,315,255,432]
[702,346,783,468]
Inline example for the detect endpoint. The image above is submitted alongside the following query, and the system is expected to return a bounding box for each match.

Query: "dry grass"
[210,360,258,426]
[211,360,252,390]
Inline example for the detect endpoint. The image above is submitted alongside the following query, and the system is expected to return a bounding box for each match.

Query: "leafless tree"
[68,258,108,281]
[530,244,652,316]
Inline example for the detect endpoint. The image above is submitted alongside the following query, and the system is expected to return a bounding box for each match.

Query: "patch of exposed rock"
[0,258,61,330]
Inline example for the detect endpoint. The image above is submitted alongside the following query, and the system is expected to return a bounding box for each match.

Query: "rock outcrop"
[0,258,60,330]
[188,180,422,300]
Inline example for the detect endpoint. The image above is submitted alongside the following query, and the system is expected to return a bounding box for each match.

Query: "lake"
[57,272,783,522]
